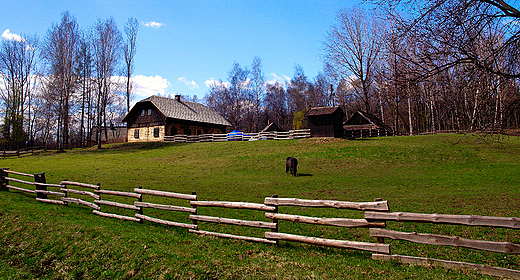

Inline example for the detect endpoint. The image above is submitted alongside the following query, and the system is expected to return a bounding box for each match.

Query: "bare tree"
[124,17,138,114]
[43,11,80,150]
[0,33,39,148]
[92,17,122,148]
[249,56,265,132]
[323,6,383,113]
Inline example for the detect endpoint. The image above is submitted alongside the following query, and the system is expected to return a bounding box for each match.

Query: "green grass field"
[0,134,519,279]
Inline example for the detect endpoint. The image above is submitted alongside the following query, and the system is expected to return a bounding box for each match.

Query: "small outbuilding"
[343,111,393,138]
[304,106,345,138]
[122,95,231,142]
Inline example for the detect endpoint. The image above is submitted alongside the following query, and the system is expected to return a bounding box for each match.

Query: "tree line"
[0,12,138,150]
[205,1,520,135]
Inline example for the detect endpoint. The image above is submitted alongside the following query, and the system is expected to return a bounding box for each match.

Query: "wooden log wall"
[188,199,278,244]
[2,168,519,278]
[163,129,311,143]
[263,196,391,254]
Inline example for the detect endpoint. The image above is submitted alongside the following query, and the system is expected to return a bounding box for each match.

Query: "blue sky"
[1,0,362,102]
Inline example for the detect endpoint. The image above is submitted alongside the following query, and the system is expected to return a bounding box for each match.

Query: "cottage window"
[154,127,160,138]
[134,129,139,139]
[148,109,152,115]
[141,110,145,116]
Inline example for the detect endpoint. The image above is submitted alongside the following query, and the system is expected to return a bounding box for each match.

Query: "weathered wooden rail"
[366,211,520,279]
[1,168,519,279]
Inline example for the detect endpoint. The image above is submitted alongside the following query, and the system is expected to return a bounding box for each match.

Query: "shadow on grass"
[297,173,313,177]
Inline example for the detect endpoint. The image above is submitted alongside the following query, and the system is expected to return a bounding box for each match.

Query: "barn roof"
[304,106,343,117]
[344,111,392,130]
[122,95,231,126]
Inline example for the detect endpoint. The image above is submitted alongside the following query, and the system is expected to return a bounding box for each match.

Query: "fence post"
[0,168,9,191]
[34,172,47,199]
[269,194,279,245]
[373,197,385,244]
[138,185,143,223]
[191,191,197,227]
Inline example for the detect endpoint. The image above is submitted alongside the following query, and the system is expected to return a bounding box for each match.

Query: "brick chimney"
[175,95,181,101]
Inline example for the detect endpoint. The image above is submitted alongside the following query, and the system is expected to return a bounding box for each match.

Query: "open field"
[1,134,519,279]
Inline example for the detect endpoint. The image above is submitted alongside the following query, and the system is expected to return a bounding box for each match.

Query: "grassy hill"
[1,134,519,279]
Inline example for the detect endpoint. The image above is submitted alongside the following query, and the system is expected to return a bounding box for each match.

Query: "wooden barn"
[304,106,345,138]
[343,111,393,138]
[122,95,231,142]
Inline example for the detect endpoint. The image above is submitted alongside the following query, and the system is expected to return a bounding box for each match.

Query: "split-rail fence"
[1,168,519,279]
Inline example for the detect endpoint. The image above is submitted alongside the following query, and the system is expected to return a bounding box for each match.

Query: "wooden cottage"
[343,111,393,138]
[122,95,231,142]
[304,106,345,138]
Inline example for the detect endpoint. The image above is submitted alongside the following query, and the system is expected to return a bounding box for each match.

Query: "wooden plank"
[60,180,100,190]
[93,210,141,222]
[264,197,390,211]
[61,188,100,200]
[266,213,386,228]
[94,189,141,198]
[189,214,277,229]
[134,213,197,229]
[36,198,67,205]
[265,232,390,254]
[134,201,196,213]
[191,200,276,211]
[133,188,197,200]
[95,200,140,211]
[61,197,101,210]
[370,228,520,254]
[35,190,65,196]
[35,182,62,188]
[6,185,35,194]
[4,170,35,177]
[365,212,520,229]
[189,229,278,245]
[5,177,35,185]
[372,254,520,279]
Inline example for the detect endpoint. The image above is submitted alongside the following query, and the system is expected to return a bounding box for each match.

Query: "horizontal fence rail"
[1,168,519,279]
[163,129,311,143]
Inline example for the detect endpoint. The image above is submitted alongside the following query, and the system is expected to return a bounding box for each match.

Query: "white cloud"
[205,78,230,89]
[266,73,290,85]
[177,77,199,89]
[143,21,165,29]
[131,75,171,101]
[2,29,24,42]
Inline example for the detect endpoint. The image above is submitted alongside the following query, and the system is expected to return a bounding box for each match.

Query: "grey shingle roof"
[142,95,231,126]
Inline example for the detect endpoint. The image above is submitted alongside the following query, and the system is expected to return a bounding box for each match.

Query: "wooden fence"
[1,168,519,279]
[1,146,46,158]
[163,129,311,143]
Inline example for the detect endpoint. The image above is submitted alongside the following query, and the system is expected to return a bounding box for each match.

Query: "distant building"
[304,106,345,138]
[122,95,230,142]
[343,111,393,138]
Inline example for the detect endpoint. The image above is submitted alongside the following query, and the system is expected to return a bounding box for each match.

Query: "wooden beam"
[134,213,197,229]
[133,188,196,200]
[365,212,520,229]
[61,197,100,210]
[93,210,141,222]
[36,198,67,205]
[372,254,520,279]
[95,200,140,211]
[4,170,35,177]
[264,197,390,211]
[370,228,520,254]
[61,188,100,200]
[94,189,141,199]
[191,200,276,211]
[189,229,277,244]
[266,213,385,228]
[134,201,196,213]
[35,190,65,197]
[60,180,100,190]
[189,214,277,229]
[264,232,390,254]
[5,177,35,185]
[6,185,35,193]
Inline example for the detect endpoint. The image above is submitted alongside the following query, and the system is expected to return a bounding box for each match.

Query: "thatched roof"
[344,111,392,131]
[304,106,343,117]
[123,95,230,126]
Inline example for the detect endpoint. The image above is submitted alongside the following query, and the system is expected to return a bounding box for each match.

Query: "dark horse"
[285,157,298,176]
